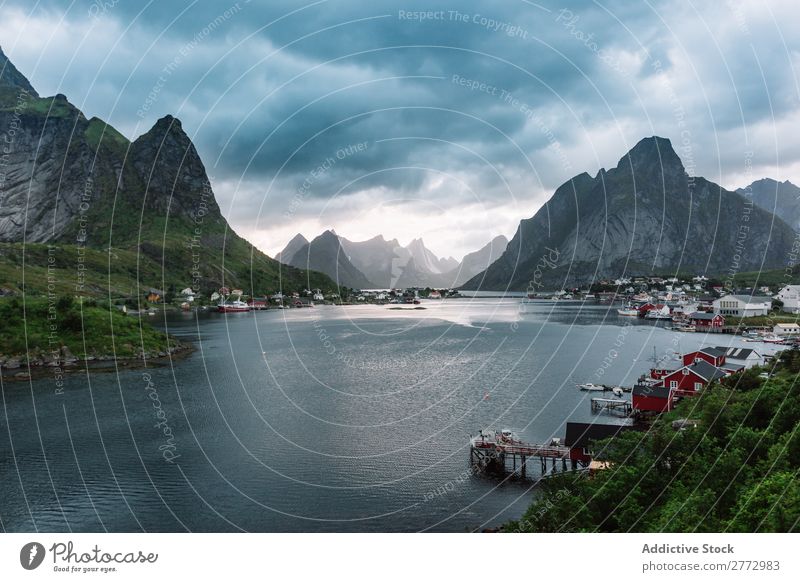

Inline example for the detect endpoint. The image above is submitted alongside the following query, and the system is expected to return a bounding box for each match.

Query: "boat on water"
[218,299,250,313]
[617,303,639,316]
[577,382,605,392]
[644,305,672,320]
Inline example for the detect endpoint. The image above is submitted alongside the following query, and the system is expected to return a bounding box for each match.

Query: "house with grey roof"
[713,294,771,317]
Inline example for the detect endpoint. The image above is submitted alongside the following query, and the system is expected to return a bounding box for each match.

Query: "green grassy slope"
[507,351,800,532]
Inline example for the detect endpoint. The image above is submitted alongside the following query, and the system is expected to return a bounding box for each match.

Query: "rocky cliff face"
[0,94,99,242]
[128,115,222,222]
[462,137,798,290]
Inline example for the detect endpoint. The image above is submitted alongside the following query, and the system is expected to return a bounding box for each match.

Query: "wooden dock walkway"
[469,430,584,478]
[590,397,632,415]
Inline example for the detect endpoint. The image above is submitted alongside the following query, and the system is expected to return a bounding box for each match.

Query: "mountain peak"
[275,233,309,263]
[618,136,683,173]
[129,114,220,220]
[0,45,39,100]
[145,114,186,139]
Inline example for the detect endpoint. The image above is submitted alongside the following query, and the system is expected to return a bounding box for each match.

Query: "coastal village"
[468,275,800,481]
[471,340,782,480]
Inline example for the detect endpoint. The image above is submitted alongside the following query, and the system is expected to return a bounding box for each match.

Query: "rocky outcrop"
[0,93,99,242]
[128,115,222,223]
[462,137,799,290]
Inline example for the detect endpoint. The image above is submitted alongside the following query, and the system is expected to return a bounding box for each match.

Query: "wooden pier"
[469,430,584,478]
[590,397,632,415]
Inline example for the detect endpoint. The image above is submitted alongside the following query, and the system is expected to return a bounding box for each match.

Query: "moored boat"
[644,305,672,320]
[218,299,250,312]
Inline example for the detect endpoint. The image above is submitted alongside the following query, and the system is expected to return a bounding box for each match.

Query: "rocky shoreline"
[0,341,195,382]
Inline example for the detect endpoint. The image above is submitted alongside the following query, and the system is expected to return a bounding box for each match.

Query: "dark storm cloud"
[2,0,799,255]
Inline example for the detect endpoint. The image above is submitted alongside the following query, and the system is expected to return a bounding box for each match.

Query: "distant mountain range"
[738,178,800,232]
[461,137,799,291]
[0,47,333,297]
[278,231,508,289]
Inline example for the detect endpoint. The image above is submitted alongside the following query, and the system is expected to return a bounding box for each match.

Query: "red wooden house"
[661,360,727,396]
[632,384,673,413]
[650,364,679,380]
[637,303,656,317]
[682,346,726,367]
[688,312,725,329]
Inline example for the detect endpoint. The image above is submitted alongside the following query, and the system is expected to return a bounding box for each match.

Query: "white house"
[715,346,765,369]
[713,294,771,317]
[774,323,800,337]
[180,287,196,302]
[777,285,800,313]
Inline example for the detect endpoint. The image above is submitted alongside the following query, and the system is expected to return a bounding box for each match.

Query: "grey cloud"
[1,0,798,256]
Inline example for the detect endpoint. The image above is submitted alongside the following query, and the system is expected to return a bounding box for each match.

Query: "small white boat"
[577,382,605,392]
[612,387,624,397]
[645,305,672,320]
[617,304,639,316]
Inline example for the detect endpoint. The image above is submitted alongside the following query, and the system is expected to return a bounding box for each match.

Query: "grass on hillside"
[0,94,77,117]
[85,116,130,153]
[0,240,337,300]
[506,352,800,532]
[0,296,177,359]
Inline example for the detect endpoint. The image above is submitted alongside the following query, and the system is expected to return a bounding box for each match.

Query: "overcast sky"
[2,0,798,259]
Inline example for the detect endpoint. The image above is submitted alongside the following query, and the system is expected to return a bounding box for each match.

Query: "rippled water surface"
[0,299,776,531]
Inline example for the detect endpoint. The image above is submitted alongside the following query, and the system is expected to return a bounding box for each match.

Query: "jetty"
[590,397,632,415]
[469,429,581,478]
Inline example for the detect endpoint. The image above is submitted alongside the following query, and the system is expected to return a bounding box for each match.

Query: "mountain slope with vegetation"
[0,47,335,299]
[507,350,800,532]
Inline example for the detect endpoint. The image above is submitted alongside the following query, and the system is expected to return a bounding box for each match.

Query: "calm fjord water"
[0,300,768,532]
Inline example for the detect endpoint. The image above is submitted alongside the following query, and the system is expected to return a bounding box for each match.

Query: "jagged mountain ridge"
[287,230,375,289]
[0,48,334,295]
[462,136,799,291]
[338,234,409,288]
[280,230,505,289]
